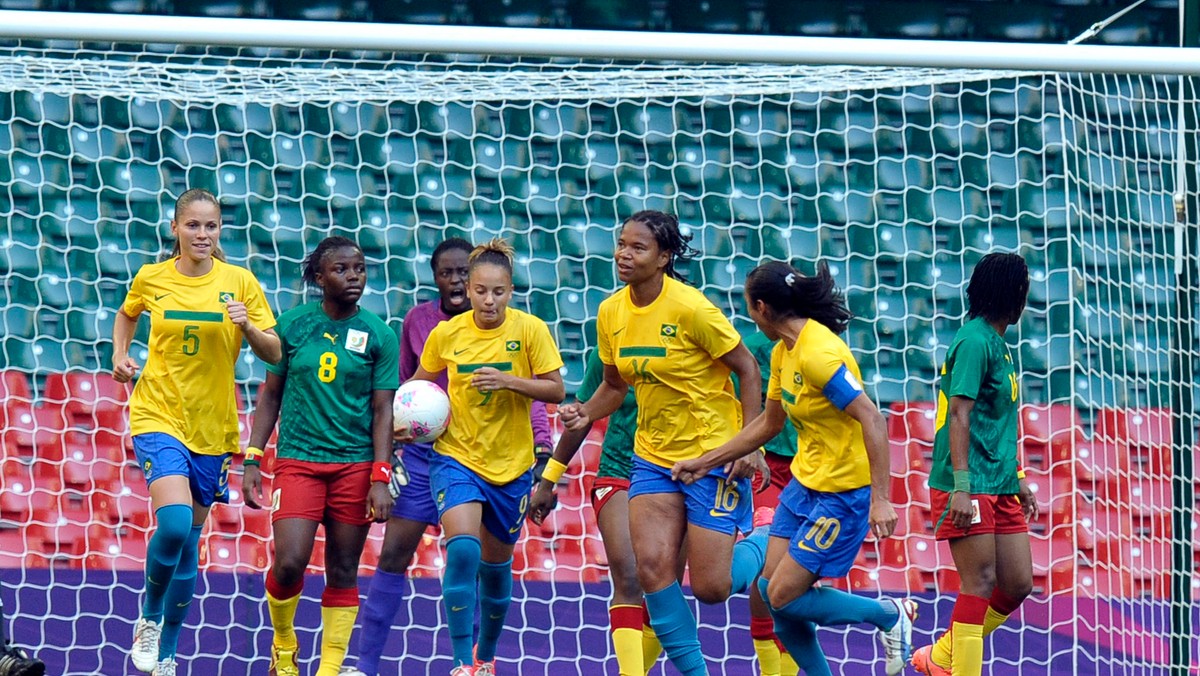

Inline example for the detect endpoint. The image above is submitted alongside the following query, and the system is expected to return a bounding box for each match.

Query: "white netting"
[0,38,1195,675]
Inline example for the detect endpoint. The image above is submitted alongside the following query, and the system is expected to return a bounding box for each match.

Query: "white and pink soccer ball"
[392,380,451,443]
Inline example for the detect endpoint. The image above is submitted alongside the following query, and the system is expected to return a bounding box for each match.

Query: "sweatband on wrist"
[542,458,569,484]
[372,462,391,483]
[1016,469,1027,480]
[953,470,971,493]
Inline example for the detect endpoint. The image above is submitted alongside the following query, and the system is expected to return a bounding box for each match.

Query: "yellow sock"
[266,589,302,651]
[753,638,781,676]
[982,607,1009,636]
[613,627,643,676]
[950,621,984,676]
[642,623,663,675]
[931,630,952,669]
[315,603,359,676]
[779,650,799,676]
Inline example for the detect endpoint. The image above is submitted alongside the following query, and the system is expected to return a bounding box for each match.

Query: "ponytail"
[468,237,515,276]
[745,260,852,334]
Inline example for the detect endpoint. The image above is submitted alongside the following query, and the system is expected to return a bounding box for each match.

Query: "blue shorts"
[391,442,438,525]
[770,479,871,579]
[428,453,532,546]
[132,432,231,508]
[628,456,752,536]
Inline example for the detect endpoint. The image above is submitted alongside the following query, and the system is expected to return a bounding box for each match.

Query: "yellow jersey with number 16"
[421,308,564,485]
[122,257,276,456]
[596,276,743,468]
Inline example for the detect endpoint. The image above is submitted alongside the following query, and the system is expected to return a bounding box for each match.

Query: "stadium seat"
[765,0,862,36]
[1094,407,1172,474]
[42,372,129,427]
[272,0,366,21]
[863,1,965,40]
[970,4,1057,42]
[668,0,754,33]
[0,369,32,403]
[371,0,466,23]
[8,91,73,125]
[1019,403,1081,469]
[615,102,683,145]
[468,0,566,27]
[0,151,70,200]
[201,534,269,573]
[887,400,938,445]
[41,124,132,164]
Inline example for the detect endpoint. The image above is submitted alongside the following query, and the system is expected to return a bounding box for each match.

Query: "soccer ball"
[393,380,451,443]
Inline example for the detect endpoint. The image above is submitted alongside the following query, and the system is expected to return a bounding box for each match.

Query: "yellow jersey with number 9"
[421,308,564,484]
[122,257,276,456]
[596,276,743,468]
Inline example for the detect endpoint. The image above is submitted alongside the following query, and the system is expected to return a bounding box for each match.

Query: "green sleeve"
[576,349,602,402]
[946,334,988,400]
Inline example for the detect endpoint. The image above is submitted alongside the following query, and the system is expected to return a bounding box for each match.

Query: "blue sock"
[644,582,706,676]
[759,578,830,676]
[775,585,899,631]
[475,558,512,662]
[142,504,193,622]
[158,524,201,659]
[729,531,768,595]
[442,536,481,667]
[355,569,409,674]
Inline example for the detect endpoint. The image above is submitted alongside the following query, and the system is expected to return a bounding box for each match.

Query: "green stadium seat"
[766,0,861,36]
[416,102,495,141]
[696,226,735,258]
[97,161,167,204]
[215,103,297,135]
[29,338,70,376]
[468,0,566,27]
[1,152,71,200]
[714,103,793,149]
[0,338,34,372]
[700,257,757,292]
[970,4,1057,42]
[99,96,183,132]
[39,125,131,164]
[2,308,35,341]
[371,0,466,23]
[0,239,42,278]
[873,156,932,192]
[825,257,877,296]
[296,166,381,211]
[863,367,929,406]
[512,256,565,291]
[353,134,432,174]
[411,173,474,214]
[508,102,591,142]
[863,1,964,39]
[247,133,331,169]
[461,138,531,180]
[817,190,875,226]
[666,144,733,189]
[303,102,389,137]
[668,0,754,33]
[929,113,990,157]
[161,131,225,168]
[848,222,934,263]
[569,0,665,30]
[929,186,988,226]
[96,249,156,280]
[273,0,366,22]
[616,102,683,145]
[9,92,72,125]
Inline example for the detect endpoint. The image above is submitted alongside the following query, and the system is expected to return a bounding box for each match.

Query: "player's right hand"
[528,484,558,526]
[243,465,264,510]
[393,422,415,444]
[671,457,711,485]
[558,403,590,431]
[948,490,975,530]
[112,355,140,384]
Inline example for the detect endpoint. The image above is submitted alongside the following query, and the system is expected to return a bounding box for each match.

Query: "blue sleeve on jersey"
[822,364,864,410]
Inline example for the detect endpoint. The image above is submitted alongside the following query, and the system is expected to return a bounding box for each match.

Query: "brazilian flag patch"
[506,340,521,352]
[660,323,678,338]
[218,291,236,304]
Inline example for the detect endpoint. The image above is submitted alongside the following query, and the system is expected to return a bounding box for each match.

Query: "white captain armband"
[822,364,864,410]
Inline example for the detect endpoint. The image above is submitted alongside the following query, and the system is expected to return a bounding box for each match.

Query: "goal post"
[0,11,1197,674]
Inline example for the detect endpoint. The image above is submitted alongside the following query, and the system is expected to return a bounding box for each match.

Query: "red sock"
[321,585,359,607]
[989,588,1022,616]
[610,604,641,631]
[750,615,776,641]
[952,593,990,625]
[265,570,304,600]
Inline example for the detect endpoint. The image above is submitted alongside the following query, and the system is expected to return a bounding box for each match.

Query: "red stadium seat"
[0,370,32,403]
[514,537,555,582]
[201,534,270,573]
[241,505,272,538]
[42,371,130,427]
[1094,407,1172,477]
[548,549,602,584]
[358,535,383,573]
[1022,467,1076,532]
[887,401,938,445]
[0,485,55,525]
[1072,438,1128,486]
[890,439,928,475]
[410,533,445,578]
[0,531,36,568]
[109,532,150,570]
[1020,403,1082,469]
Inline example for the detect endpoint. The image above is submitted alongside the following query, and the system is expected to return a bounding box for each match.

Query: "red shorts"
[590,476,630,516]
[753,452,795,510]
[271,459,373,526]
[931,489,1028,540]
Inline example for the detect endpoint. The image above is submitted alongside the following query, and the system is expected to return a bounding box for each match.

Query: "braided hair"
[301,235,362,286]
[745,260,852,335]
[624,210,698,282]
[966,252,1029,324]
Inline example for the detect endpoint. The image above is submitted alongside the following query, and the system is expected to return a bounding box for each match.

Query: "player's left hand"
[671,457,711,484]
[366,482,394,523]
[726,451,767,483]
[471,367,510,393]
[1017,478,1039,523]
[868,496,898,539]
[226,300,249,329]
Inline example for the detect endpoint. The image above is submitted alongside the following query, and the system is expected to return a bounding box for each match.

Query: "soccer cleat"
[449,666,475,676]
[268,644,300,676]
[880,598,918,676]
[911,644,951,676]
[131,617,162,673]
[151,658,176,676]
[473,659,496,676]
[338,668,368,676]
[0,644,46,676]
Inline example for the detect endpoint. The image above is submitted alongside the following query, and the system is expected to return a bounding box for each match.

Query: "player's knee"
[961,565,997,597]
[1003,575,1033,602]
[271,550,310,584]
[691,578,732,605]
[378,543,419,574]
[610,563,643,605]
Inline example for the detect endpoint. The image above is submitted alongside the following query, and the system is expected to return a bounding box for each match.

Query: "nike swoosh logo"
[451,605,467,612]
[612,327,625,336]
[155,293,171,301]
[708,509,728,518]
[453,348,468,355]
[488,614,505,620]
[797,541,818,553]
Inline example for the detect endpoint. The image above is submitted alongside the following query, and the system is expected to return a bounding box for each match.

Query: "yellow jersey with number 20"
[767,319,871,493]
[421,308,564,485]
[122,257,276,456]
[597,276,743,468]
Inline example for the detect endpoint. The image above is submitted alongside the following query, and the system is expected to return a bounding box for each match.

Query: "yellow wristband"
[542,458,569,484]
[1016,469,1027,480]
[244,446,264,461]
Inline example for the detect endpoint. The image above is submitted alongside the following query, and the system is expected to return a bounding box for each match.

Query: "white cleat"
[881,598,918,676]
[339,669,369,676]
[151,658,177,676]
[131,617,162,673]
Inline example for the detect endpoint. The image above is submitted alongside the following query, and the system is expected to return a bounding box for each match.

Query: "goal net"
[0,33,1194,675]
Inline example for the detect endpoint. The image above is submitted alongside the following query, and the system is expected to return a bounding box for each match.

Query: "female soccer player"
[406,238,564,676]
[114,188,280,676]
[242,236,399,676]
[671,260,916,676]
[558,210,769,676]
[529,348,659,676]
[911,252,1037,676]
[344,239,552,676]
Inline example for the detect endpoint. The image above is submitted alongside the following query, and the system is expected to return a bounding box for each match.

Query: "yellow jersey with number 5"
[121,257,276,456]
[421,308,564,484]
[596,276,743,467]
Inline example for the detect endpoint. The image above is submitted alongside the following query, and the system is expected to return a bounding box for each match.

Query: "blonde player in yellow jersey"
[403,239,565,676]
[558,210,769,676]
[672,260,916,676]
[112,188,280,676]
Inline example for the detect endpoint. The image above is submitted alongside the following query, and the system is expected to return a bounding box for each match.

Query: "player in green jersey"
[912,253,1038,676]
[243,236,400,676]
